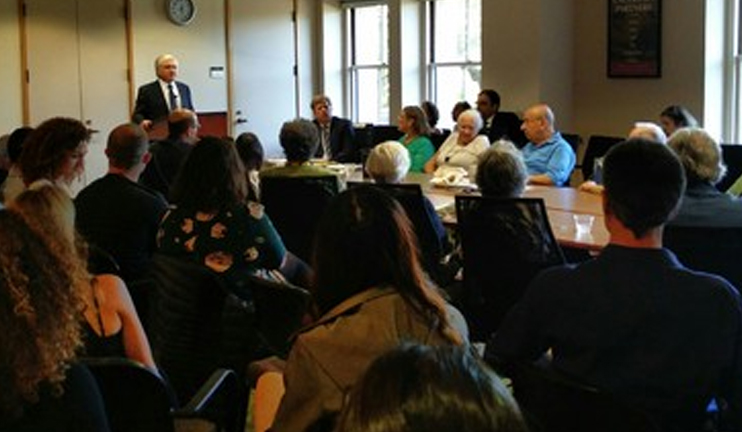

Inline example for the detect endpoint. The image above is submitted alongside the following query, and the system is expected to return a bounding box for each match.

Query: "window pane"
[353,5,388,66]
[355,67,389,124]
[432,64,481,129]
[432,0,481,63]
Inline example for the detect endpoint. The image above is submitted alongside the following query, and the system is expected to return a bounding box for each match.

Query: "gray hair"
[365,141,411,183]
[475,140,527,197]
[457,109,484,134]
[667,127,726,184]
[629,122,667,144]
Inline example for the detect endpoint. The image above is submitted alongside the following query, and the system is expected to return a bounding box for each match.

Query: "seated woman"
[0,209,110,432]
[158,136,297,289]
[397,106,435,172]
[424,109,489,178]
[659,104,698,137]
[270,187,468,432]
[476,140,528,198]
[235,132,264,202]
[9,182,156,371]
[335,343,527,432]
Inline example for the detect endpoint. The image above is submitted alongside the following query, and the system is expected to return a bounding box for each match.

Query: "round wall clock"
[167,0,196,26]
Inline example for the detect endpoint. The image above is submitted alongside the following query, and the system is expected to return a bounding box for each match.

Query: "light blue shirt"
[522,132,576,186]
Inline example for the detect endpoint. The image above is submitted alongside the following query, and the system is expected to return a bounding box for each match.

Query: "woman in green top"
[397,106,435,172]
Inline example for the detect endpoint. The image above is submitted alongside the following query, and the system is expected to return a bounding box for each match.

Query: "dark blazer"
[131,80,194,124]
[313,116,357,163]
[481,111,526,147]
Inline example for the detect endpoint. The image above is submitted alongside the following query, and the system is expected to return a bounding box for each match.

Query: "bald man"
[132,54,194,130]
[520,104,575,186]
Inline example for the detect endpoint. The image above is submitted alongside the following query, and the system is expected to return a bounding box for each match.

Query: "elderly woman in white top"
[424,109,489,178]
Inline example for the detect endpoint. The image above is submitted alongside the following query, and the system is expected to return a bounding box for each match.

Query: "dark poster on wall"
[608,0,661,78]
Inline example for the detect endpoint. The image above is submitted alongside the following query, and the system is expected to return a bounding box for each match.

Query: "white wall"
[0,0,23,133]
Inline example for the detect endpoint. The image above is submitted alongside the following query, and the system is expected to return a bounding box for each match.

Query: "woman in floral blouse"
[157,136,287,290]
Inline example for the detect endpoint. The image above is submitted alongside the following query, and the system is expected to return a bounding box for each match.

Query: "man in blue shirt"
[520,104,575,186]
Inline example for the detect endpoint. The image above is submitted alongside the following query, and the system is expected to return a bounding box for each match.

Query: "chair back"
[664,225,742,289]
[371,125,404,145]
[509,363,661,432]
[455,196,565,340]
[719,144,742,192]
[582,135,624,181]
[348,182,447,283]
[562,133,583,155]
[429,129,451,150]
[260,175,340,263]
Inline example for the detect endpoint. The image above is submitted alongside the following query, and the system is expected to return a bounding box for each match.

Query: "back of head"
[167,108,197,139]
[0,209,86,419]
[335,344,527,432]
[7,127,34,163]
[170,136,247,212]
[106,123,149,170]
[476,140,527,197]
[19,117,90,185]
[280,118,319,162]
[628,122,667,144]
[366,141,411,183]
[667,127,726,185]
[420,101,440,129]
[235,132,264,171]
[603,139,686,238]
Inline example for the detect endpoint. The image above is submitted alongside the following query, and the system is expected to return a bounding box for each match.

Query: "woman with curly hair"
[9,182,155,371]
[0,209,110,431]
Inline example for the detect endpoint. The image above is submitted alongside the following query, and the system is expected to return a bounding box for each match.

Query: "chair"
[348,182,448,284]
[429,129,451,150]
[371,124,404,145]
[505,362,661,432]
[718,144,742,192]
[581,135,624,181]
[260,175,340,263]
[562,132,583,155]
[83,357,241,432]
[664,225,742,289]
[455,196,565,341]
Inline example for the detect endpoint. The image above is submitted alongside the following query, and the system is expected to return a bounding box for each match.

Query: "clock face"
[167,0,196,26]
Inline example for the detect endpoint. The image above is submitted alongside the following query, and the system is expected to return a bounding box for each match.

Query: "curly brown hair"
[19,117,91,185]
[0,209,88,419]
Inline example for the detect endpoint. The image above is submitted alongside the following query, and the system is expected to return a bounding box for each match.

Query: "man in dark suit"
[476,89,525,147]
[310,94,357,163]
[132,54,194,131]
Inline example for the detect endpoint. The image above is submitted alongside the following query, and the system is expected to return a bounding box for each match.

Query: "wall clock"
[167,0,196,26]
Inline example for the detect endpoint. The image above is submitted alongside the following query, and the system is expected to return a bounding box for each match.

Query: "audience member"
[476,140,528,198]
[660,105,698,137]
[667,127,742,227]
[139,108,199,199]
[451,101,471,127]
[235,131,265,202]
[158,136,289,289]
[335,344,527,432]
[0,134,8,184]
[310,95,356,162]
[420,100,442,134]
[488,139,742,432]
[0,209,110,432]
[0,126,33,203]
[75,123,168,288]
[18,117,91,196]
[424,109,490,178]
[476,89,524,145]
[132,54,194,130]
[397,106,435,172]
[520,104,575,186]
[271,187,468,432]
[10,182,156,371]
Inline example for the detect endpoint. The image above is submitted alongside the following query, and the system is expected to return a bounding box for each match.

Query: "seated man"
[667,127,742,227]
[310,95,356,163]
[476,89,525,146]
[520,104,575,186]
[487,139,742,432]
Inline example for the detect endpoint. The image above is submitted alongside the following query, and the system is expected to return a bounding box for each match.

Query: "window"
[347,4,389,124]
[427,0,482,129]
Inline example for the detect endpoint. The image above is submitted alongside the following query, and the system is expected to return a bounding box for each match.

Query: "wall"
[0,0,23,133]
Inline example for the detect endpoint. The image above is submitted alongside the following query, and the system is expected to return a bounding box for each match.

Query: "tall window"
[348,4,389,124]
[427,0,481,129]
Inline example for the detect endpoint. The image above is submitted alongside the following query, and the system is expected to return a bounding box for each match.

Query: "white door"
[230,0,297,157]
[25,0,129,192]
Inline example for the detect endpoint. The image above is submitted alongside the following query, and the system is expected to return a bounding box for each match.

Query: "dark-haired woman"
[271,186,468,432]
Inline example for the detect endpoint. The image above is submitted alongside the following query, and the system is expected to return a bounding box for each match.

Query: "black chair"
[348,182,448,284]
[260,175,340,263]
[664,225,742,289]
[562,132,583,156]
[718,144,742,192]
[581,135,624,181]
[83,357,241,432]
[371,124,404,145]
[455,196,565,341]
[505,362,661,432]
[429,129,451,150]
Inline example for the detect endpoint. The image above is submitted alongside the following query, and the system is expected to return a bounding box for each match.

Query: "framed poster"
[608,0,662,78]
